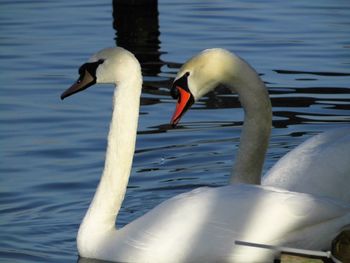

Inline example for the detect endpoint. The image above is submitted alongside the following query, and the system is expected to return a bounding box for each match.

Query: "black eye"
[170,85,179,99]
[78,64,86,75]
[185,72,190,77]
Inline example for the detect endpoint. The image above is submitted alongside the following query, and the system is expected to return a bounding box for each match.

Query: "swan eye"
[171,71,191,99]
[78,60,104,77]
[171,85,179,99]
[78,65,86,75]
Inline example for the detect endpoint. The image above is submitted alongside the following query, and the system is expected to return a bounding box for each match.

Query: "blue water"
[1,0,349,262]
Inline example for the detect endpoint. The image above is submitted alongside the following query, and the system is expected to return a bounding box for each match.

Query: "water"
[1,0,349,262]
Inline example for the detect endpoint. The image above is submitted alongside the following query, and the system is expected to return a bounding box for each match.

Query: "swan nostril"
[170,86,179,99]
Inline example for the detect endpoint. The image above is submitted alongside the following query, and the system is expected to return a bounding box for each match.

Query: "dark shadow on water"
[113,0,162,76]
[78,257,116,263]
[274,69,350,77]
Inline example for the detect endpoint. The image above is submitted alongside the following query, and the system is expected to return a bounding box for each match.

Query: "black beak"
[61,59,104,100]
[61,70,95,100]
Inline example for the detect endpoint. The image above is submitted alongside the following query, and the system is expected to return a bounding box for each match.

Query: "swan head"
[61,47,141,100]
[170,48,239,126]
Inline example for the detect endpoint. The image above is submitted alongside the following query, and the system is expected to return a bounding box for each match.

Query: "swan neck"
[228,61,272,184]
[79,77,142,235]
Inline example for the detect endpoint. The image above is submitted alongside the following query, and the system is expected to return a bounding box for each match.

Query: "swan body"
[79,184,350,263]
[61,47,350,263]
[263,126,350,203]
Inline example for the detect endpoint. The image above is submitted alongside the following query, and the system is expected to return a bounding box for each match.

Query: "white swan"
[263,127,350,203]
[61,47,350,263]
[170,48,272,185]
[171,48,350,203]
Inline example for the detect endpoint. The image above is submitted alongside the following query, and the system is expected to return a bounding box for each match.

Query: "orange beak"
[170,86,194,127]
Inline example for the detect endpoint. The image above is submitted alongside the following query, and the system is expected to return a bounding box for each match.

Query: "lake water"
[1,0,349,262]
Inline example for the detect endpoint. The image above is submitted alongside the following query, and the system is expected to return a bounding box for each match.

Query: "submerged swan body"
[61,47,349,263]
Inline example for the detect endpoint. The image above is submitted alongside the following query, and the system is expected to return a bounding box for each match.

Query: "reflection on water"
[78,257,115,263]
[113,0,162,76]
[0,0,349,262]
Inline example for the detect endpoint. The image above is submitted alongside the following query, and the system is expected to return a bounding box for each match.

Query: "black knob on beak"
[170,85,179,99]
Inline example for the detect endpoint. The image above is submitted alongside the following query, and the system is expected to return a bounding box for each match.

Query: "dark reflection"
[77,257,115,263]
[274,69,350,77]
[113,0,162,76]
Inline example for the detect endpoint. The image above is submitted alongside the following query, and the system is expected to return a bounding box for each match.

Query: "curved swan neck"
[227,57,272,184]
[79,75,142,235]
[181,49,272,185]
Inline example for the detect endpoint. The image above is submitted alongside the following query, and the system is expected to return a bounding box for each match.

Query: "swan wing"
[263,127,350,203]
[105,185,350,263]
